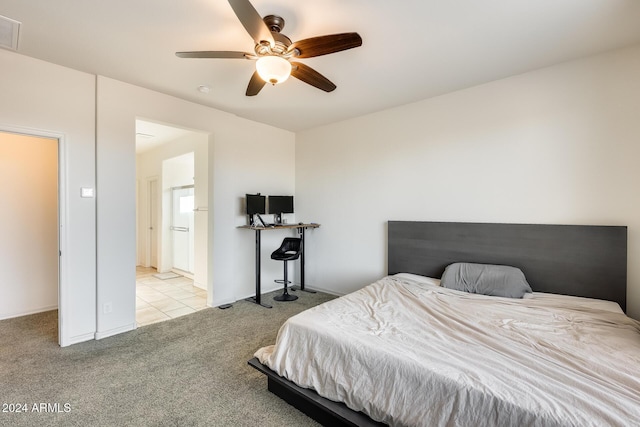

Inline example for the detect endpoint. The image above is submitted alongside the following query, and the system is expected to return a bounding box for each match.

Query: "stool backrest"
[271,237,303,260]
[279,237,302,254]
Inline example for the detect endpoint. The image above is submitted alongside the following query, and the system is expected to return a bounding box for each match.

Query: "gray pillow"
[441,263,532,298]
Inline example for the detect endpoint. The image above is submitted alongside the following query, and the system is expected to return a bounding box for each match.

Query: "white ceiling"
[135,120,201,153]
[3,0,640,132]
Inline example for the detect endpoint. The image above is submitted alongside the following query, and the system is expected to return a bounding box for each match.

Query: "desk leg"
[246,229,272,308]
[292,227,316,293]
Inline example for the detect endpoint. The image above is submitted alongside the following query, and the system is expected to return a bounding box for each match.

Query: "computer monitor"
[268,195,294,224]
[246,194,266,226]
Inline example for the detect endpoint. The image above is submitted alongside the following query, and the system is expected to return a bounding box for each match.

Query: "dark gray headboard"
[388,221,627,311]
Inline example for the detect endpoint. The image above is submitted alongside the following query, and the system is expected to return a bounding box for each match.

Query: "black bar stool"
[271,237,302,302]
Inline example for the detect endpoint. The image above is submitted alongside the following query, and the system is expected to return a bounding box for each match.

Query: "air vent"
[0,15,21,51]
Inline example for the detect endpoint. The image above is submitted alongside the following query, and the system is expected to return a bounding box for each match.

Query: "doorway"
[135,120,209,326]
[0,130,61,343]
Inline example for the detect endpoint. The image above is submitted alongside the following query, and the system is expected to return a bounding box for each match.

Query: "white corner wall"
[0,50,97,345]
[211,126,297,302]
[96,76,295,338]
[296,44,640,320]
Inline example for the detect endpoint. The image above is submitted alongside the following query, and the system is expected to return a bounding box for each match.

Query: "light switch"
[81,187,95,198]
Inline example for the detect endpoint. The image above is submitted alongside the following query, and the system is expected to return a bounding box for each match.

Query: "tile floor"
[136,266,208,326]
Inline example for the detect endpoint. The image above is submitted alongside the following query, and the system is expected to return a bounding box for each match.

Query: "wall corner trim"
[94,323,136,340]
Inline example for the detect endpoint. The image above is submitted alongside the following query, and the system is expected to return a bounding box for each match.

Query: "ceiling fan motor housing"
[255,15,293,57]
[263,15,285,33]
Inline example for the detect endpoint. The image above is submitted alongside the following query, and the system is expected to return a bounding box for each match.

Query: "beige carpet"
[0,289,336,426]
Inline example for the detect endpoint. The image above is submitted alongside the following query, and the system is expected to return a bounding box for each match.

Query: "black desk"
[239,223,320,308]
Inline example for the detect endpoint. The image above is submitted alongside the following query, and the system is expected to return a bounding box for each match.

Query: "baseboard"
[61,331,95,347]
[236,284,281,303]
[292,283,343,297]
[94,322,136,340]
[0,305,58,321]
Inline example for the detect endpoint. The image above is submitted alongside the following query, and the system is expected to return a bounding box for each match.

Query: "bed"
[249,221,640,426]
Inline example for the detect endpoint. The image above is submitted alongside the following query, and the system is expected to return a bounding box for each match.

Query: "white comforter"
[255,275,640,427]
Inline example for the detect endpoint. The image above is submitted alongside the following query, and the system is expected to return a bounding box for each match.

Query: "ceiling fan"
[176,0,362,96]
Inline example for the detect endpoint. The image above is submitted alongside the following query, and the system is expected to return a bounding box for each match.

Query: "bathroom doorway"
[135,120,209,326]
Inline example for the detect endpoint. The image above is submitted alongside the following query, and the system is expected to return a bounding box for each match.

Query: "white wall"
[191,143,209,291]
[10,38,635,343]
[1,49,295,344]
[296,44,640,320]
[0,133,58,319]
[0,50,96,345]
[212,129,297,303]
[96,76,295,338]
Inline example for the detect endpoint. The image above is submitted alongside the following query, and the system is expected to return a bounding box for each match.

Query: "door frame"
[146,177,159,268]
[0,124,67,347]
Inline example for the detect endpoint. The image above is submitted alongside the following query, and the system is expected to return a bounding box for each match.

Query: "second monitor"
[268,195,294,225]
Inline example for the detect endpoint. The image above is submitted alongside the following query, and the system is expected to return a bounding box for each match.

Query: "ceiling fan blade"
[246,71,266,96]
[290,62,336,92]
[288,33,362,58]
[175,51,250,59]
[228,0,275,46]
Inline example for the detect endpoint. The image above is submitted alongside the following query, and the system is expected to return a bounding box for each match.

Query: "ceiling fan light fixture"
[256,55,291,85]
[175,1,362,96]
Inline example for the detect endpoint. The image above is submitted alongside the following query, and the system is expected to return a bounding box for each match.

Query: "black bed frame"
[249,221,628,426]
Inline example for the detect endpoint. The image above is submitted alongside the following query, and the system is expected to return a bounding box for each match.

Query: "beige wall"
[296,44,640,319]
[0,133,58,319]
